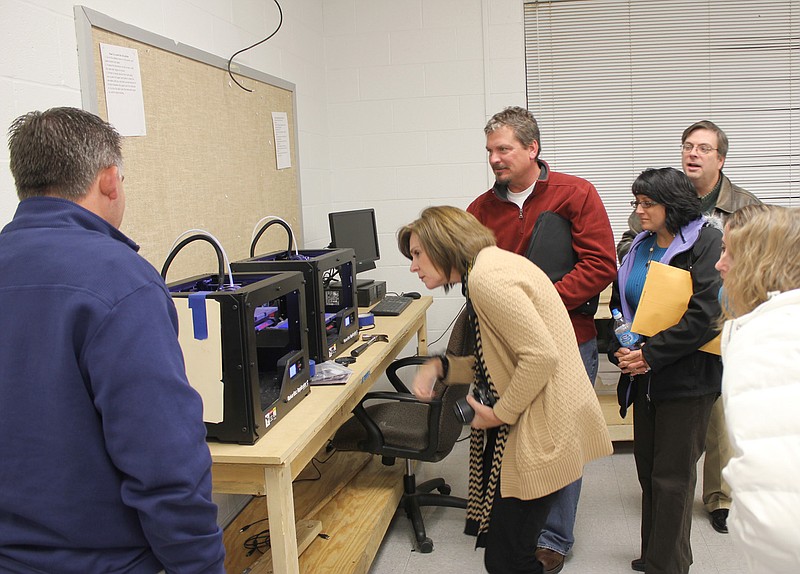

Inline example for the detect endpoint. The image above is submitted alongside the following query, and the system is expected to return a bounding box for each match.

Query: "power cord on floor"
[242,528,271,556]
[239,516,268,533]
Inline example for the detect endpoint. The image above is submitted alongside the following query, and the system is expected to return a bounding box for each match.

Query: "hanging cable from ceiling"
[227,0,283,92]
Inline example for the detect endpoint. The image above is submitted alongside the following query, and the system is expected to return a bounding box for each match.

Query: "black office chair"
[330,310,472,553]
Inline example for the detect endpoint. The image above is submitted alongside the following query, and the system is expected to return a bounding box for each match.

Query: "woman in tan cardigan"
[398,206,612,574]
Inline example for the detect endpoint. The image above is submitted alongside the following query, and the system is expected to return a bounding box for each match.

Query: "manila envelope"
[630,261,721,355]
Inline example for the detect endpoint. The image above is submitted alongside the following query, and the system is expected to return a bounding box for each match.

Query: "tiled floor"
[369,439,746,574]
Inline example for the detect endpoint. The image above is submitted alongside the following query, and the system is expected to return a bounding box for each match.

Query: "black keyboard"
[371,295,413,317]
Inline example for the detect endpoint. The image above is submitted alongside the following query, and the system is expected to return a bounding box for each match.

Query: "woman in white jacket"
[716,205,800,573]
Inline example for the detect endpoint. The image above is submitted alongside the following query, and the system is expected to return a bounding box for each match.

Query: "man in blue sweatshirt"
[0,107,225,573]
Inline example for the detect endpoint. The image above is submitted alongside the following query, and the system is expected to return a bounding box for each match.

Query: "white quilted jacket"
[721,288,800,574]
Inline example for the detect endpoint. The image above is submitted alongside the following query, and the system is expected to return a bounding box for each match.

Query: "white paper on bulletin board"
[175,299,224,423]
[272,111,291,169]
[99,43,147,136]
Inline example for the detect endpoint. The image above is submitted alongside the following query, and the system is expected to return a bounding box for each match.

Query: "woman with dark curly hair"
[609,167,723,574]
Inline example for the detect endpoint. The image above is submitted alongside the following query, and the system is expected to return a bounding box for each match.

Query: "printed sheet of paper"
[271,111,291,169]
[99,43,147,136]
[630,261,721,355]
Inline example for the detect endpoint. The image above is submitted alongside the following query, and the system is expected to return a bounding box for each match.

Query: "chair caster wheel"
[437,484,451,495]
[417,537,434,553]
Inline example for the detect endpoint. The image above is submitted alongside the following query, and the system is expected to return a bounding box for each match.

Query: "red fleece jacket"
[467,160,617,343]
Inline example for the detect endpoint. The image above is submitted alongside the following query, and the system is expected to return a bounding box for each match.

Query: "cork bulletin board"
[74,6,302,281]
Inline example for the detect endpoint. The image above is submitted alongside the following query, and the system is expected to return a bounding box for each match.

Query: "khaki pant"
[702,397,733,512]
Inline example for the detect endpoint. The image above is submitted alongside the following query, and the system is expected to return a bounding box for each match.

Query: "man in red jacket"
[467,106,617,574]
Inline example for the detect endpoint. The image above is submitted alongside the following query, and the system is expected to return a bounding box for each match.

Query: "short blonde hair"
[723,206,800,318]
[397,206,495,293]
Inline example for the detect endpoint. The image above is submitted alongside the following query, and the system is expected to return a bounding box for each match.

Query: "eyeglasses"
[681,142,717,155]
[630,200,659,209]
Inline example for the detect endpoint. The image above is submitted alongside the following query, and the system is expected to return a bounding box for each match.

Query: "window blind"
[524,0,799,243]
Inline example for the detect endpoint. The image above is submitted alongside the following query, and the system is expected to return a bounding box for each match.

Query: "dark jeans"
[633,385,715,574]
[485,490,559,574]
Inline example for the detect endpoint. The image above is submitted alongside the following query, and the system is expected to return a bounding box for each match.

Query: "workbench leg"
[264,465,300,574]
[416,315,428,356]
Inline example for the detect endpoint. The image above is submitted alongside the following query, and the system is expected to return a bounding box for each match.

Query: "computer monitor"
[328,208,380,280]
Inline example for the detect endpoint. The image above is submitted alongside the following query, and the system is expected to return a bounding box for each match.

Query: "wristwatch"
[436,354,449,381]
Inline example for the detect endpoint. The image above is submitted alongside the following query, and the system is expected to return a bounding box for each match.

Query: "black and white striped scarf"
[462,266,510,539]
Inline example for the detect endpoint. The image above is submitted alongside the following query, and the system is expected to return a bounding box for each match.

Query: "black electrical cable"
[227,0,284,93]
[161,234,226,288]
[239,515,268,533]
[422,303,466,350]
[249,218,293,258]
[293,449,338,484]
[243,528,271,556]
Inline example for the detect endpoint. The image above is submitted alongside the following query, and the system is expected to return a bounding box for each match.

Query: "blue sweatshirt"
[0,198,224,573]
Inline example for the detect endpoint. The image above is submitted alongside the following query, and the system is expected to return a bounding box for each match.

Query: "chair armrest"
[361,391,437,404]
[385,356,428,393]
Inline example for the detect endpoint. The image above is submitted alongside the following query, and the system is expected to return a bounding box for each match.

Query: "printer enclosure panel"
[168,271,310,444]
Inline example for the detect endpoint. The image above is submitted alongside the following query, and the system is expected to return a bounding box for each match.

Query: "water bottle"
[611,308,640,349]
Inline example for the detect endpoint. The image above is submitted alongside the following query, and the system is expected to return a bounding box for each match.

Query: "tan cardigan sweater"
[446,246,613,500]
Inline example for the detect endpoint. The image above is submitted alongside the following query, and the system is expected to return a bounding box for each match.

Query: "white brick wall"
[323,0,526,342]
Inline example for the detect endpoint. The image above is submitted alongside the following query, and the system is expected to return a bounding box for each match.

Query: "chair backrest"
[428,380,469,461]
[383,308,473,462]
[430,308,473,460]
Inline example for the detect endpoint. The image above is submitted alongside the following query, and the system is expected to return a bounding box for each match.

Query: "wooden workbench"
[209,296,432,574]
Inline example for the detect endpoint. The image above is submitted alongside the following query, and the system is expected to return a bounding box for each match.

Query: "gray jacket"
[617,173,761,260]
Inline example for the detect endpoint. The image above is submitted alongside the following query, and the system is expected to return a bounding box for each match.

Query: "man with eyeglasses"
[617,120,761,537]
[618,120,760,257]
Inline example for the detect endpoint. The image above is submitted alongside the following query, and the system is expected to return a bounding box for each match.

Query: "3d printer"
[231,217,360,362]
[163,232,311,444]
